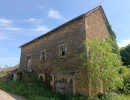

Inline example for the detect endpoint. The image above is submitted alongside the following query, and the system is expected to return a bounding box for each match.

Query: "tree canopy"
[106,24,120,55]
[81,38,123,95]
[120,44,130,66]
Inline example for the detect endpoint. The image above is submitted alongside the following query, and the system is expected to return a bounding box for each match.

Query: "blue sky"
[0,0,130,67]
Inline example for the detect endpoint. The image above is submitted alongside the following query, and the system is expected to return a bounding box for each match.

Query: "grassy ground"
[112,95,130,100]
[0,72,89,100]
[0,80,130,100]
[0,81,63,100]
[0,80,91,100]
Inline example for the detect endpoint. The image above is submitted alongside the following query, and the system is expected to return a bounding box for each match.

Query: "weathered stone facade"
[19,6,110,97]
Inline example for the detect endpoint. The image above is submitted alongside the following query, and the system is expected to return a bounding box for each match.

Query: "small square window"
[59,45,66,56]
[40,51,46,61]
[39,74,45,81]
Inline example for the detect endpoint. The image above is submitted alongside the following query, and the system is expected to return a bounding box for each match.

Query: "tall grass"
[0,81,62,100]
[0,80,93,100]
[1,70,129,100]
[112,94,130,100]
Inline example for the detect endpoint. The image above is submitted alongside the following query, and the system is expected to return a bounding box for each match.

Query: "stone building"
[19,6,110,97]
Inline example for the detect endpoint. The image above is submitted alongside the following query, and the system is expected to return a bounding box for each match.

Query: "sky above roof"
[0,0,130,67]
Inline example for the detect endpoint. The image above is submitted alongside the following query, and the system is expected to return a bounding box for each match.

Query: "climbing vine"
[81,38,123,97]
[106,23,120,55]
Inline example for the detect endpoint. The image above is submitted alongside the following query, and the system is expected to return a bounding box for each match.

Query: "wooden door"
[55,77,73,95]
[27,56,31,70]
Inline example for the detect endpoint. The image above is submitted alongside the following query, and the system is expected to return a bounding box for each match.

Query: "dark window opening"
[60,46,66,56]
[42,52,45,60]
[41,51,46,61]
[40,76,43,81]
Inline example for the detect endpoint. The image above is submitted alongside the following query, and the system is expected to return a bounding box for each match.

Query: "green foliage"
[0,80,129,100]
[81,38,123,94]
[120,44,130,66]
[0,70,9,78]
[106,24,116,40]
[0,80,99,100]
[119,66,130,76]
[112,94,130,100]
[127,65,130,68]
[68,94,89,100]
[0,80,63,100]
[118,66,130,95]
[106,38,120,55]
[106,24,120,55]
[0,72,63,100]
[123,75,130,94]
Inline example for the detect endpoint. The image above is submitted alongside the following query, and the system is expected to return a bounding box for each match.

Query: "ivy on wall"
[106,23,120,55]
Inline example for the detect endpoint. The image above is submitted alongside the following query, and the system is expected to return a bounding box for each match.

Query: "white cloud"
[118,25,123,27]
[28,18,36,22]
[26,18,43,24]
[0,18,12,26]
[3,27,22,31]
[31,25,49,33]
[38,5,45,9]
[48,9,67,21]
[25,18,50,34]
[0,18,22,31]
[118,39,130,48]
[0,34,15,41]
[117,24,123,27]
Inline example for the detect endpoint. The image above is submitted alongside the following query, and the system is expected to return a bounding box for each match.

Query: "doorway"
[55,76,73,95]
[27,56,32,70]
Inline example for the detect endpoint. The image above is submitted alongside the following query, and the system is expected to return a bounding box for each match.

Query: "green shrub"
[127,65,130,68]
[117,66,130,95]
[122,75,130,94]
[111,94,130,100]
[0,80,62,100]
[68,94,89,100]
[0,80,101,100]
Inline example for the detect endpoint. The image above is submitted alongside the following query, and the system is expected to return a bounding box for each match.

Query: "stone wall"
[20,17,86,84]
[19,7,110,97]
[85,9,109,39]
[77,8,110,97]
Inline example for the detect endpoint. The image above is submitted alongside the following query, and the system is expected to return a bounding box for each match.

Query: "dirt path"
[0,90,26,100]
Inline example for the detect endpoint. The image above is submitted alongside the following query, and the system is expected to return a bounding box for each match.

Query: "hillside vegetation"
[120,44,130,66]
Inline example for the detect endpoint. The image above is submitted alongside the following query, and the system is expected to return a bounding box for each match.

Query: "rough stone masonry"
[19,6,109,97]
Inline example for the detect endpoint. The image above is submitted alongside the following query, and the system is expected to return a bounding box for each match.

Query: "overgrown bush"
[1,71,127,100]
[122,75,130,94]
[127,65,130,68]
[117,66,130,95]
[0,81,62,100]
[68,94,89,100]
[0,80,98,100]
[0,72,64,100]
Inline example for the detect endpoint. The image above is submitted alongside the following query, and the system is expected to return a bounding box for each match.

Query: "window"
[26,54,32,70]
[59,45,67,56]
[39,74,45,81]
[86,47,89,57]
[40,51,46,61]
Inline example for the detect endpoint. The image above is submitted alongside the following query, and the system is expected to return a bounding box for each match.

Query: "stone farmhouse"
[19,6,110,97]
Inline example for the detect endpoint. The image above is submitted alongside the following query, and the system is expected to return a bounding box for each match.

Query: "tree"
[81,38,123,96]
[120,44,130,66]
[118,66,130,94]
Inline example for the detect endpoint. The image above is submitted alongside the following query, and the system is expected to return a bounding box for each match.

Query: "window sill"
[40,60,46,62]
[59,56,67,59]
